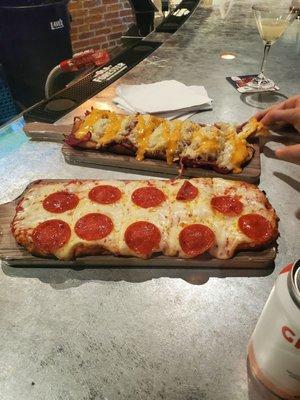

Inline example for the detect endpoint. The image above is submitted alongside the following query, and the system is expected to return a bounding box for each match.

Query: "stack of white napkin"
[113,80,212,120]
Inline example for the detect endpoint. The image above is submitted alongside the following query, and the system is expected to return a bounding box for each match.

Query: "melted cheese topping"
[182,125,222,161]
[119,180,171,258]
[98,113,122,146]
[191,125,205,142]
[135,115,161,161]
[198,139,221,157]
[230,139,249,173]
[76,109,111,139]
[13,180,125,260]
[13,177,276,260]
[167,121,182,164]
[238,117,267,140]
[147,124,167,152]
[209,178,276,258]
[165,121,182,165]
[73,109,265,173]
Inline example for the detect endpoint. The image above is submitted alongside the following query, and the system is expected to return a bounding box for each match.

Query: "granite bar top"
[0,1,300,399]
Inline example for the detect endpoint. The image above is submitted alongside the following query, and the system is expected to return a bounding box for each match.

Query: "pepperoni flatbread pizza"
[11,178,278,261]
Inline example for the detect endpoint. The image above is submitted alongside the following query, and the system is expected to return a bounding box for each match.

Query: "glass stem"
[260,43,271,75]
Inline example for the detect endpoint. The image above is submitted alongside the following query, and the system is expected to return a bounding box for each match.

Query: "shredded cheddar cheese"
[230,139,249,173]
[98,113,121,146]
[161,121,172,164]
[197,139,221,156]
[76,109,110,139]
[165,121,182,165]
[238,117,268,140]
[73,109,267,173]
[191,125,205,143]
[135,116,161,161]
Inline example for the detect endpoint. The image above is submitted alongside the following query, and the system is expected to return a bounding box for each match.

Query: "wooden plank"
[62,143,261,183]
[0,182,276,269]
[23,122,261,182]
[23,122,71,143]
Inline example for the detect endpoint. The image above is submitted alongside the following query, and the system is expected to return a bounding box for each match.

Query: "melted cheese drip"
[193,126,217,147]
[74,109,260,174]
[191,125,206,143]
[76,109,110,139]
[98,113,122,146]
[238,117,266,140]
[230,139,249,173]
[165,121,182,165]
[197,139,220,156]
[136,116,160,161]
[161,121,171,164]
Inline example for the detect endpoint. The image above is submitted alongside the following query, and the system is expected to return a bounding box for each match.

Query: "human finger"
[280,95,300,109]
[254,96,300,121]
[254,104,285,122]
[275,143,300,164]
[260,109,300,130]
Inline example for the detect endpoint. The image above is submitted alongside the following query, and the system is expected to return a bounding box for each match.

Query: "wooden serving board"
[0,191,276,270]
[62,143,261,182]
[23,122,261,183]
[23,122,71,142]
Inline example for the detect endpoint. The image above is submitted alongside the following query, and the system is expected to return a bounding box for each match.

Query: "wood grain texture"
[0,181,276,268]
[62,143,261,182]
[23,122,261,182]
[23,122,72,143]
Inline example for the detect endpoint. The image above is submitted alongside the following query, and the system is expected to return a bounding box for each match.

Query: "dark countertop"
[0,1,300,399]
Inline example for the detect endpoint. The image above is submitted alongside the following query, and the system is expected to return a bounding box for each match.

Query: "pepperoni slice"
[211,195,243,216]
[43,191,79,213]
[176,181,199,201]
[179,224,215,257]
[238,214,273,244]
[131,187,166,208]
[124,221,161,257]
[89,185,122,205]
[75,213,113,241]
[32,219,71,253]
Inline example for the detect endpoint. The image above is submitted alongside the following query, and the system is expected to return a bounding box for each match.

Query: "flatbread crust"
[66,110,267,174]
[11,178,278,261]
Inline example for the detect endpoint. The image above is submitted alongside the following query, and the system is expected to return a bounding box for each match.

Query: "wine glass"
[248,4,296,90]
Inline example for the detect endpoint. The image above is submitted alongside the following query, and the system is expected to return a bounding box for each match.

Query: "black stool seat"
[162,0,169,12]
[128,0,157,12]
[127,0,158,36]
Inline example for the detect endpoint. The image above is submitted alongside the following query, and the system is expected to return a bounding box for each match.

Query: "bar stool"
[127,0,158,36]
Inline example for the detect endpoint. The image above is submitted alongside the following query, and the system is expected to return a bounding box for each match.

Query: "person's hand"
[274,144,300,163]
[254,95,300,163]
[255,95,300,131]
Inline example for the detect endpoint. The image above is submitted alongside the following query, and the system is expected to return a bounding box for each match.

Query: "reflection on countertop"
[247,359,281,400]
